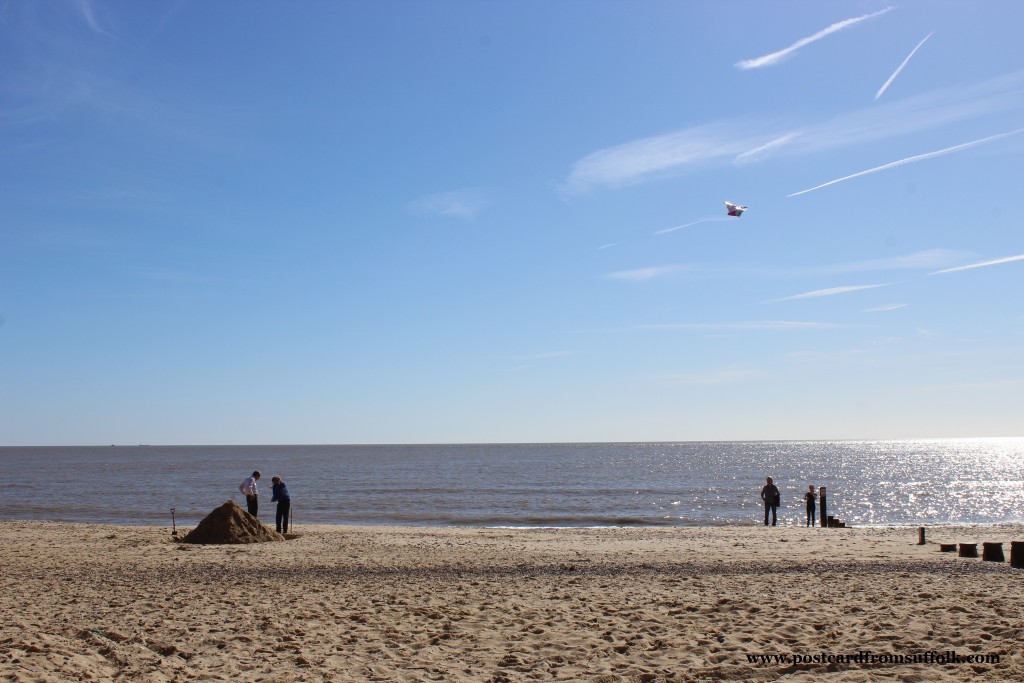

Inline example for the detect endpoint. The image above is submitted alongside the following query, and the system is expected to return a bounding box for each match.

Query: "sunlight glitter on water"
[1,438,1022,526]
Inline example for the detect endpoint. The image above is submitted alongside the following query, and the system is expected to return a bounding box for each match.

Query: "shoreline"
[6,441,1024,532]
[4,522,1023,681]
[8,518,1024,530]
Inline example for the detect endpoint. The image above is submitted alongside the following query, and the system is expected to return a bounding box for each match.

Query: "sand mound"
[181,500,285,544]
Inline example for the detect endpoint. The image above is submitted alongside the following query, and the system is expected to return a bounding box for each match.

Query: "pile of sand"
[181,500,285,544]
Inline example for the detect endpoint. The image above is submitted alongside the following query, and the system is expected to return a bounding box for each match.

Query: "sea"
[1,439,1022,528]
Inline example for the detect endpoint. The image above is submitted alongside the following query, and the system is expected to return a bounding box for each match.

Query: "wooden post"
[982,542,1005,562]
[1011,541,1024,569]
[819,487,827,529]
[958,543,978,558]
[917,527,926,545]
[939,543,957,552]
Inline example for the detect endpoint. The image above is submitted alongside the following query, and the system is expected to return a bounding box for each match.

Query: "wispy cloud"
[604,266,683,281]
[646,366,757,386]
[564,70,1024,191]
[501,351,576,373]
[787,128,1024,197]
[409,189,494,219]
[754,70,1024,161]
[787,348,873,363]
[804,249,974,276]
[769,284,888,302]
[508,351,576,361]
[736,7,894,70]
[0,4,248,154]
[643,249,972,279]
[633,321,845,331]
[502,365,532,373]
[563,123,756,192]
[132,268,228,286]
[898,377,1024,393]
[876,32,934,100]
[72,0,113,38]
[864,303,908,312]
[930,254,1024,274]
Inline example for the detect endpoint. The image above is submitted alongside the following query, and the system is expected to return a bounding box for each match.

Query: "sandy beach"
[2,521,1022,682]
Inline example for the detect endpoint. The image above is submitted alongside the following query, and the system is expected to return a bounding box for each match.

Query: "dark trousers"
[806,505,816,527]
[246,494,258,517]
[764,503,777,526]
[276,499,291,533]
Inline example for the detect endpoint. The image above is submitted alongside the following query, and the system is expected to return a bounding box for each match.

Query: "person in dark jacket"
[760,477,780,526]
[270,476,291,534]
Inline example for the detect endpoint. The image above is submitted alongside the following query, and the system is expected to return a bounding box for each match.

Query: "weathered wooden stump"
[939,543,957,552]
[917,527,926,545]
[958,543,978,558]
[820,487,827,529]
[1011,541,1024,569]
[982,542,1004,562]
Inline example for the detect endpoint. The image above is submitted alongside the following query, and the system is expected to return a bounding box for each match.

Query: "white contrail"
[930,254,1024,274]
[736,7,894,70]
[876,32,934,100]
[787,128,1024,197]
[604,265,682,281]
[769,284,887,302]
[735,133,801,164]
[654,218,711,235]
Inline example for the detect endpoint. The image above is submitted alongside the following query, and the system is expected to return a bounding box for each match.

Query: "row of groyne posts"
[821,490,1022,567]
[916,526,1024,568]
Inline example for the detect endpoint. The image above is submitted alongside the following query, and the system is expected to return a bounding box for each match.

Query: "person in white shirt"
[239,471,261,517]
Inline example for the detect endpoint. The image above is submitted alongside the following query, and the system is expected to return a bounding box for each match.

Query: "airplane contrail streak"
[787,128,1024,197]
[876,32,933,100]
[654,218,711,235]
[736,7,894,70]
[930,254,1024,274]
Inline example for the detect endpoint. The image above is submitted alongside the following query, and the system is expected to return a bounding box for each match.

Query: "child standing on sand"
[805,485,817,527]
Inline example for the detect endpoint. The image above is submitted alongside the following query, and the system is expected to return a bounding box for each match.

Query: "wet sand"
[2,521,1023,681]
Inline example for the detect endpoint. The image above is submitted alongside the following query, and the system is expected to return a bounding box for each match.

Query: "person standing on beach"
[239,471,261,517]
[804,484,817,527]
[271,475,291,534]
[760,477,780,526]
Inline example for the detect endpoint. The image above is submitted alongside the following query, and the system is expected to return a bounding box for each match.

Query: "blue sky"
[2,0,1023,445]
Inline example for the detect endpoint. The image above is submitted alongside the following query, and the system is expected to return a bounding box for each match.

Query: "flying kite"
[724,201,747,217]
